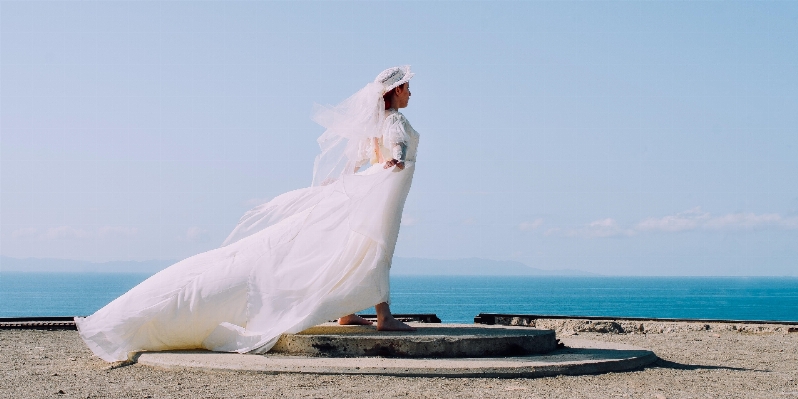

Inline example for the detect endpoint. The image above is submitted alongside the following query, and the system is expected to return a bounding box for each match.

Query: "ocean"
[1,273,797,323]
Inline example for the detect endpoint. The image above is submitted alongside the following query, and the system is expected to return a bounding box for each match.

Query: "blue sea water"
[1,273,797,323]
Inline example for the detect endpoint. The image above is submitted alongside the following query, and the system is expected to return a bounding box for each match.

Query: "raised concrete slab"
[136,324,658,378]
[270,324,557,357]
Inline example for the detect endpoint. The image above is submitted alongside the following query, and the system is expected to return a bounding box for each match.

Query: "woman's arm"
[383,116,408,170]
[383,142,406,170]
[390,141,406,163]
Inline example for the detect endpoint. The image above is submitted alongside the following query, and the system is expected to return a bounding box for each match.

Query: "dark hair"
[382,83,406,110]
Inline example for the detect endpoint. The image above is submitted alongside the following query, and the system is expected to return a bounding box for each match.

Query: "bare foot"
[338,314,373,326]
[376,317,417,331]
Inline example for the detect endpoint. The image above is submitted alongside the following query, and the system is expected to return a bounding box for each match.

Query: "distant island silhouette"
[0,256,593,276]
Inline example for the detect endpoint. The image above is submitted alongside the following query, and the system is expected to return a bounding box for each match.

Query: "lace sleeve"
[383,114,410,162]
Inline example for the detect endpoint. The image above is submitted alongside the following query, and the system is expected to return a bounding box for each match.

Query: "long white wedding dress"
[75,109,419,362]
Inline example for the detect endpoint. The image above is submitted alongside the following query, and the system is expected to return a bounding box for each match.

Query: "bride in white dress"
[75,66,420,362]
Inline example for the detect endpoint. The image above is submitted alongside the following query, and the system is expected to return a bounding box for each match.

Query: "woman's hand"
[384,159,405,170]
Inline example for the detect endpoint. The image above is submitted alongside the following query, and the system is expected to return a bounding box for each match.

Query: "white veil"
[311,82,386,186]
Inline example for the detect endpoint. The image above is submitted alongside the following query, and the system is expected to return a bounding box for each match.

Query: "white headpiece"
[375,65,414,94]
[310,66,414,186]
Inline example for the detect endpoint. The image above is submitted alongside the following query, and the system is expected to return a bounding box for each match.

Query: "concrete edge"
[136,339,659,378]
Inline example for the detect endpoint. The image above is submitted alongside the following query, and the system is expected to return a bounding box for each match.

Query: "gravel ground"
[2,325,797,399]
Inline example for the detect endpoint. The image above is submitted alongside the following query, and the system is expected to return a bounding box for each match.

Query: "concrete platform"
[270,324,557,357]
[135,324,658,378]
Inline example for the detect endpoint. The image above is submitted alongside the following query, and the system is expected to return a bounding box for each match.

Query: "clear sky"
[2,1,796,276]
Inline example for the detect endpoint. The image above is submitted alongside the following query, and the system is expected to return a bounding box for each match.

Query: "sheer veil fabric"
[74,70,420,362]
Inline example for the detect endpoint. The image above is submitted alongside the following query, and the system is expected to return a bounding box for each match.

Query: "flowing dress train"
[75,110,419,362]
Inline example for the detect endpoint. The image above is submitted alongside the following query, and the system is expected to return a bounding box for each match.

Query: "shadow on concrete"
[652,358,767,373]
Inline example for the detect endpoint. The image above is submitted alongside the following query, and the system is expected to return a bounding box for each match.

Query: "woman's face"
[394,83,411,108]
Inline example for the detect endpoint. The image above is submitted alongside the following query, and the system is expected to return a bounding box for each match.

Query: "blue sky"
[2,1,796,276]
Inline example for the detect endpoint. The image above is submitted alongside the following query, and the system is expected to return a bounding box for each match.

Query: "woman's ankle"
[374,302,392,322]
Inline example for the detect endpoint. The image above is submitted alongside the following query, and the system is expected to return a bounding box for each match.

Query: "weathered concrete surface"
[270,323,556,358]
[136,338,657,378]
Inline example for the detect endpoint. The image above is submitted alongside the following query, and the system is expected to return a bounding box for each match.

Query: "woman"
[75,66,420,362]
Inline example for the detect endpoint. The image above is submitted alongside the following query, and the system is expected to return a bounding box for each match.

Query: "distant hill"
[391,257,595,276]
[0,256,174,273]
[1,256,595,276]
